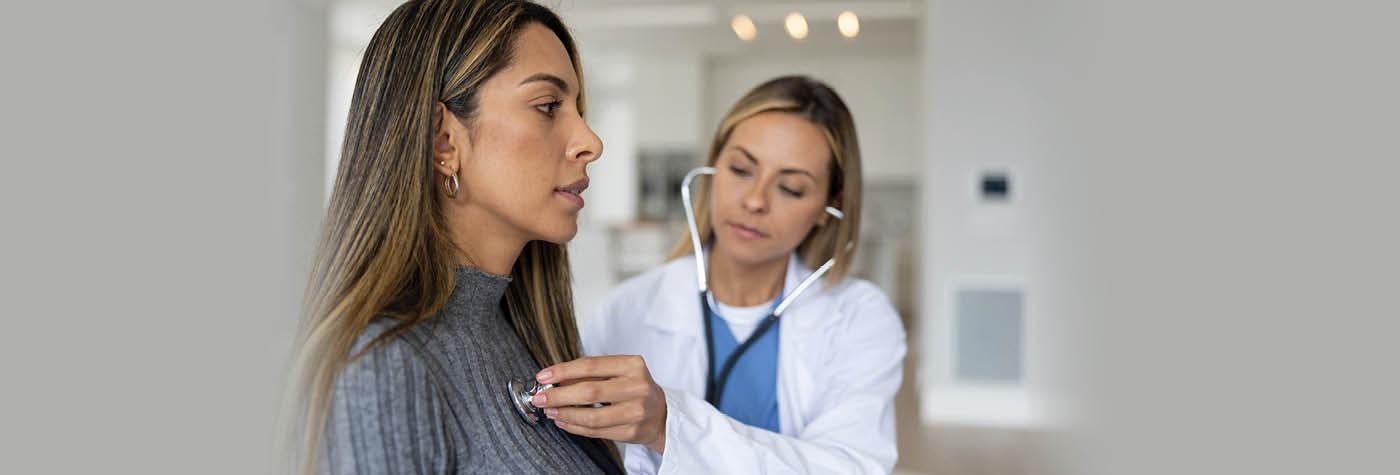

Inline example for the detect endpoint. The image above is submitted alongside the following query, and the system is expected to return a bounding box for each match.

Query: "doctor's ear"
[818,195,843,226]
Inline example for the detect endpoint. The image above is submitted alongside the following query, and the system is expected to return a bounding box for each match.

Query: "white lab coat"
[581,253,907,474]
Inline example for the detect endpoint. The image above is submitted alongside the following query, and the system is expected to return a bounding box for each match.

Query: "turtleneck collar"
[446,265,513,314]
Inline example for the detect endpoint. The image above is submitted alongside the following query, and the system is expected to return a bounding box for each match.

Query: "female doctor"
[528,75,906,474]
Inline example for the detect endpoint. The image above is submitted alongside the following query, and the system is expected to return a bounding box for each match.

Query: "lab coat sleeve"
[580,297,612,357]
[580,267,658,358]
[640,286,907,475]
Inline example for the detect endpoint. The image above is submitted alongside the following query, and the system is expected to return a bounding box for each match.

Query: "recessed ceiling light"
[838,11,860,38]
[784,12,808,40]
[731,14,757,42]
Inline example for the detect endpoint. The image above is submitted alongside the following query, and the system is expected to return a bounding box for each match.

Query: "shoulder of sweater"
[323,321,455,474]
[338,318,442,386]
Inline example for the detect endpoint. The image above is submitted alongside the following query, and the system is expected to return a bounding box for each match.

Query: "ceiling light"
[838,11,860,38]
[784,12,808,40]
[731,14,757,41]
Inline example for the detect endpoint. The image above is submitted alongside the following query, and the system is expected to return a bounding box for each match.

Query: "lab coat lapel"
[642,256,707,397]
[777,253,834,434]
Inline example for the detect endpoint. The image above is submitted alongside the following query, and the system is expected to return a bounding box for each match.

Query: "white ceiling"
[334,0,921,58]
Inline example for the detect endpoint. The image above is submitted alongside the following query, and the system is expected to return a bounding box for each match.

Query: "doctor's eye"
[728,165,752,177]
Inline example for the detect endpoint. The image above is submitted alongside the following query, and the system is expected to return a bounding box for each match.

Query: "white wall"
[920,0,1043,427]
[925,1,1400,474]
[633,55,706,150]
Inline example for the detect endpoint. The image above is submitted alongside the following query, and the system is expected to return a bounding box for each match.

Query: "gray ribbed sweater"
[320,267,611,474]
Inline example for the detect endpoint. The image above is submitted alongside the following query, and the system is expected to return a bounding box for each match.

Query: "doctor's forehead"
[725,112,832,175]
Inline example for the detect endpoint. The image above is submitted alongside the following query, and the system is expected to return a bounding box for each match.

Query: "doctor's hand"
[533,355,668,454]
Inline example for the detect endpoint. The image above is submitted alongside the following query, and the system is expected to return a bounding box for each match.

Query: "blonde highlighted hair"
[285,0,615,471]
[670,75,862,284]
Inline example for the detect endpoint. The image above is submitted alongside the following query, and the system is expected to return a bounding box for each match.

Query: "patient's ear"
[431,102,470,177]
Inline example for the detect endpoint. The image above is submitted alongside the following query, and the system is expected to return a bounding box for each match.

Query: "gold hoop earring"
[446,174,460,198]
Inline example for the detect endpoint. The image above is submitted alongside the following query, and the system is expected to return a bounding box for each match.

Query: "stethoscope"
[679,166,852,407]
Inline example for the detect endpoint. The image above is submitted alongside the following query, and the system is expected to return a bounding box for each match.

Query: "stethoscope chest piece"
[507,379,553,424]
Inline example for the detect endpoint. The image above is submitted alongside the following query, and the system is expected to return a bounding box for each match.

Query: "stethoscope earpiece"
[824,206,844,220]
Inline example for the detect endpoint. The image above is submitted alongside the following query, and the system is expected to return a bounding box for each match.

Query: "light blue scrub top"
[706,297,782,433]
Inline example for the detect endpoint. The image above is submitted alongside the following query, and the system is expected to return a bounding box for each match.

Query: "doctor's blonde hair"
[670,75,862,284]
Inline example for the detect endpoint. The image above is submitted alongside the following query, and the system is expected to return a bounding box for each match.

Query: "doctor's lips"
[726,220,769,240]
[554,177,588,208]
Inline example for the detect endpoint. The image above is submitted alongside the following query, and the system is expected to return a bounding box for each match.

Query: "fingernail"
[544,408,558,418]
[532,393,546,406]
[537,369,552,382]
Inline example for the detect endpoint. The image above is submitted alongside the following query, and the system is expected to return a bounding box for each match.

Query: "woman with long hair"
[289,1,621,473]
[532,76,906,474]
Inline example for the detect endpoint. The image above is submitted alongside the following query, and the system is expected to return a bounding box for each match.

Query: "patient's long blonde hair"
[286,0,612,471]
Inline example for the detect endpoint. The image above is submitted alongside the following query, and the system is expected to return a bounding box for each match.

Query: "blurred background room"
[3,1,1396,474]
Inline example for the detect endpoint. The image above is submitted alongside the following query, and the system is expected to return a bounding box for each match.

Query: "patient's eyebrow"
[518,73,570,94]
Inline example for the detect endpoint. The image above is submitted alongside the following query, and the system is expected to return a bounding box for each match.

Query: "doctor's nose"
[741,184,769,214]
